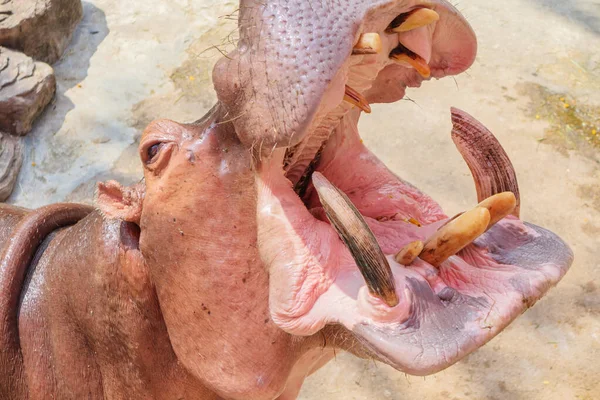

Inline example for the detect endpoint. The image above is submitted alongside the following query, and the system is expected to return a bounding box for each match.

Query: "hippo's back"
[0,202,93,398]
[0,204,29,249]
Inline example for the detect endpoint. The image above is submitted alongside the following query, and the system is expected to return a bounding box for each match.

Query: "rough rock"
[0,0,83,64]
[0,47,56,136]
[0,132,22,201]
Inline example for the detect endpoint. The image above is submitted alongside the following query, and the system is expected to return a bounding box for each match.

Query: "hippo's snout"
[213,0,477,151]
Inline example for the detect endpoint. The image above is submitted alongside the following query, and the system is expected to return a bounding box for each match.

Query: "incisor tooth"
[343,85,372,113]
[394,240,424,265]
[312,172,399,307]
[352,33,382,55]
[389,8,440,33]
[390,51,431,78]
[419,207,490,267]
[477,192,517,230]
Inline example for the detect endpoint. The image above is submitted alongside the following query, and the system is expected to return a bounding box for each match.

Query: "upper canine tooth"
[477,192,517,230]
[343,85,372,113]
[419,207,491,267]
[390,45,431,78]
[450,108,521,218]
[312,172,399,307]
[388,8,440,33]
[394,240,424,265]
[352,33,382,55]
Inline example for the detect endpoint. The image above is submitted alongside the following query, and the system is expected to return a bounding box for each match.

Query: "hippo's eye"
[146,143,162,163]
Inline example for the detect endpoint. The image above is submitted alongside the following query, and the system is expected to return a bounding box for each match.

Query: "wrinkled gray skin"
[0,1,572,399]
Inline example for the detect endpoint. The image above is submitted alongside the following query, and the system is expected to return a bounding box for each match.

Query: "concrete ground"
[13,0,599,399]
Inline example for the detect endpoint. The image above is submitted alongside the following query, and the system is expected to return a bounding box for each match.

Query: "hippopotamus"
[0,0,573,399]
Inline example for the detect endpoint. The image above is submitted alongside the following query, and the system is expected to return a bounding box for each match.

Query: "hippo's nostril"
[387,8,440,33]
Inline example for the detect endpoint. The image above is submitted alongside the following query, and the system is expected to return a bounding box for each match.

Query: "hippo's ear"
[96,180,144,224]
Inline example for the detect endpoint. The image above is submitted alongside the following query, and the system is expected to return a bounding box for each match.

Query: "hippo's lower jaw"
[210,0,571,380]
[256,107,573,375]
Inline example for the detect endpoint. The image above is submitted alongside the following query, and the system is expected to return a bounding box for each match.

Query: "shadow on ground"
[531,0,600,36]
[9,1,108,204]
[29,2,108,137]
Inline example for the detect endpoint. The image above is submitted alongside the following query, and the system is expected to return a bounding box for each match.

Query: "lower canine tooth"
[388,8,440,33]
[477,192,517,230]
[352,33,382,55]
[419,207,491,267]
[312,172,399,307]
[343,85,372,113]
[390,49,431,78]
[394,240,424,265]
[450,108,521,217]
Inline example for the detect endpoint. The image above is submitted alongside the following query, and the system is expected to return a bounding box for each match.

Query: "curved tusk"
[312,172,398,307]
[451,108,521,218]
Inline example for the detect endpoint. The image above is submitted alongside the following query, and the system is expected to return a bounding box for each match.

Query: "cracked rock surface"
[0,47,56,136]
[0,0,83,64]
[0,132,21,201]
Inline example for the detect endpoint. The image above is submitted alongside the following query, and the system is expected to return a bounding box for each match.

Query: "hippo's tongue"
[255,109,573,375]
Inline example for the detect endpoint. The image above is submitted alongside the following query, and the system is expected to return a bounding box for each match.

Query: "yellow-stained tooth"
[394,240,424,265]
[419,207,490,267]
[390,52,431,78]
[343,85,372,113]
[391,8,440,33]
[477,192,517,230]
[407,217,422,227]
[352,33,382,55]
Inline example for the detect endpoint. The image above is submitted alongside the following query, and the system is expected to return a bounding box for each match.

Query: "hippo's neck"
[17,210,216,399]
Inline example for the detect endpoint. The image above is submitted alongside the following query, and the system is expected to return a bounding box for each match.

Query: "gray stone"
[0,0,83,64]
[0,47,56,136]
[0,132,22,201]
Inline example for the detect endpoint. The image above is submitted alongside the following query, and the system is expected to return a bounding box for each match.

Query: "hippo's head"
[97,1,572,399]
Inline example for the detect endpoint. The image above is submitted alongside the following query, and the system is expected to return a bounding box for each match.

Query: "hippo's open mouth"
[215,1,574,375]
[257,103,573,374]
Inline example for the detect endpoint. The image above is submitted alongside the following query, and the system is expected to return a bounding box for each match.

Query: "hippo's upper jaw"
[219,0,578,375]
[214,0,477,151]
